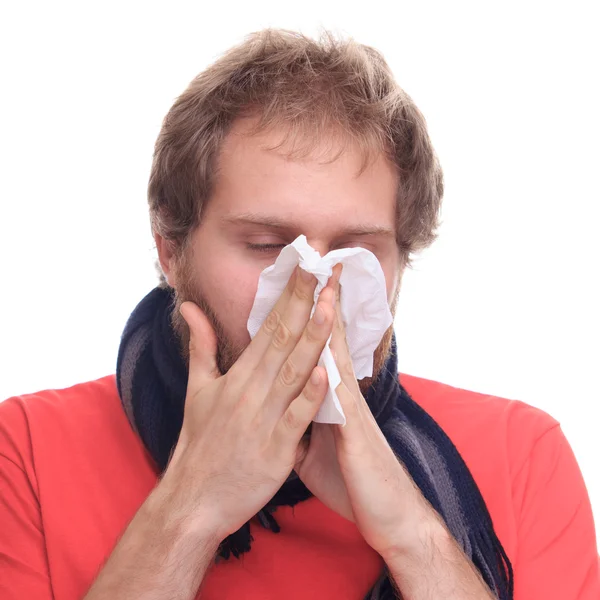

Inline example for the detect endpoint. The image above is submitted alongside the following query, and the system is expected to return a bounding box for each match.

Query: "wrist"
[149,457,223,552]
[378,503,451,564]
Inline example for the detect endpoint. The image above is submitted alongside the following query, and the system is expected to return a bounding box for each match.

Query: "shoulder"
[0,375,124,468]
[399,371,560,472]
[398,372,599,573]
[398,372,566,535]
[0,375,121,428]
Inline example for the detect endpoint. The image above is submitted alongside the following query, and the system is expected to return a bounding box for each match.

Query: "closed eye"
[247,243,286,253]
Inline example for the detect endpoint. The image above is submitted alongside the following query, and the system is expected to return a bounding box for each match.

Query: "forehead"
[209,118,398,229]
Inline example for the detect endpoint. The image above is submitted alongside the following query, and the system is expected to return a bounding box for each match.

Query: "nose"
[304,237,329,257]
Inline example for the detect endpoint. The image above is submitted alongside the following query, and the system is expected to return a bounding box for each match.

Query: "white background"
[1,1,598,538]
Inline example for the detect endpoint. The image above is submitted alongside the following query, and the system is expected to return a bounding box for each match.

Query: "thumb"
[179,301,220,389]
[294,433,311,474]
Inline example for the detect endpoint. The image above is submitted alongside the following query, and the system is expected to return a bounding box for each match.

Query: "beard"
[169,254,246,376]
[169,254,400,395]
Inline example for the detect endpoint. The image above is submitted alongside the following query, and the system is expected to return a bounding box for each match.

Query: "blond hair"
[149,28,444,269]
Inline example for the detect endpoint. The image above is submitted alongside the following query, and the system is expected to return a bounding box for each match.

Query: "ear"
[154,232,177,287]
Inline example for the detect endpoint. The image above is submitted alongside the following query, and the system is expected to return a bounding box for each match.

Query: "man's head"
[151,29,443,388]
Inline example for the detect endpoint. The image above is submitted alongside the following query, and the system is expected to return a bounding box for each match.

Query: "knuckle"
[264,310,281,334]
[306,317,328,344]
[293,281,314,303]
[279,359,300,388]
[302,383,318,405]
[272,321,293,350]
[341,359,355,379]
[345,395,360,417]
[304,326,319,345]
[283,407,300,431]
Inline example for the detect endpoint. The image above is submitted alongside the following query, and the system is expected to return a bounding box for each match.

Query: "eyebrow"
[221,212,396,238]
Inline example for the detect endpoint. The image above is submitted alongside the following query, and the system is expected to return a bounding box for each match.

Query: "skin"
[84,119,494,599]
[165,118,402,378]
[85,267,338,600]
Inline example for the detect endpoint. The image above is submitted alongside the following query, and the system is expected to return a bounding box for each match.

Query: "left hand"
[295,265,434,558]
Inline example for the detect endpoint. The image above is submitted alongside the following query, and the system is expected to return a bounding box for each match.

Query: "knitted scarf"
[116,286,513,600]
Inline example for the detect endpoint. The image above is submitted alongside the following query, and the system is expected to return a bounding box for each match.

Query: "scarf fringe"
[117,287,513,598]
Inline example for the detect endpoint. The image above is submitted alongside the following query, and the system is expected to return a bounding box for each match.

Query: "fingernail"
[313,304,325,325]
[299,268,313,282]
[311,368,321,385]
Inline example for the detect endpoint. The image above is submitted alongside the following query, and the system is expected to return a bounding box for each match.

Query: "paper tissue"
[247,235,393,425]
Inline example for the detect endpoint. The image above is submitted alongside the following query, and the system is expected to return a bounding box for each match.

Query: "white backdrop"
[1,1,598,538]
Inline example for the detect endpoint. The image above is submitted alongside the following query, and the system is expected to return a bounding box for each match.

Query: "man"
[0,29,598,600]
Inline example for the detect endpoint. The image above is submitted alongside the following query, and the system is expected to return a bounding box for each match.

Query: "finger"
[244,267,323,392]
[326,263,343,293]
[272,366,328,453]
[258,286,336,417]
[179,301,220,390]
[328,275,361,395]
[334,381,362,433]
[234,266,315,373]
[294,436,310,471]
[333,380,389,453]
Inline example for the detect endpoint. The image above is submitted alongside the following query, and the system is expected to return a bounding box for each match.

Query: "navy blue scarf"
[117,286,513,599]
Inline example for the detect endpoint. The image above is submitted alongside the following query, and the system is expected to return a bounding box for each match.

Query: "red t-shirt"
[0,374,598,599]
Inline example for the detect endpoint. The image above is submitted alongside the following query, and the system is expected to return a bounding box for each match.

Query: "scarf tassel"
[117,287,513,599]
[216,507,281,561]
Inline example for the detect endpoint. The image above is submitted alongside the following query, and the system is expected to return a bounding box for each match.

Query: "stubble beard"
[169,254,245,375]
[169,255,400,394]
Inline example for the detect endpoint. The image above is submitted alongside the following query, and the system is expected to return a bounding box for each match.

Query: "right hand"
[162,267,336,543]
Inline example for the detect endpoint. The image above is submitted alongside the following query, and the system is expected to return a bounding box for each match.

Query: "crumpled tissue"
[247,235,393,425]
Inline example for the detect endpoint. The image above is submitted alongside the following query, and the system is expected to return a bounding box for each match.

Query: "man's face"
[167,118,402,384]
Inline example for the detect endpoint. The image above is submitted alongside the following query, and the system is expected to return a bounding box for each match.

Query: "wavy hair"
[148,28,444,273]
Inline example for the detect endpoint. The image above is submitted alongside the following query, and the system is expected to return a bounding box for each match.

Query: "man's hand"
[295,265,495,599]
[294,264,433,556]
[163,266,337,544]
[84,268,337,600]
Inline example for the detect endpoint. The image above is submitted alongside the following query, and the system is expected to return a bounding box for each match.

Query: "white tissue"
[247,235,393,425]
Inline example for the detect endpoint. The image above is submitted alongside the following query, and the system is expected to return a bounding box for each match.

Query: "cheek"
[197,251,265,342]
